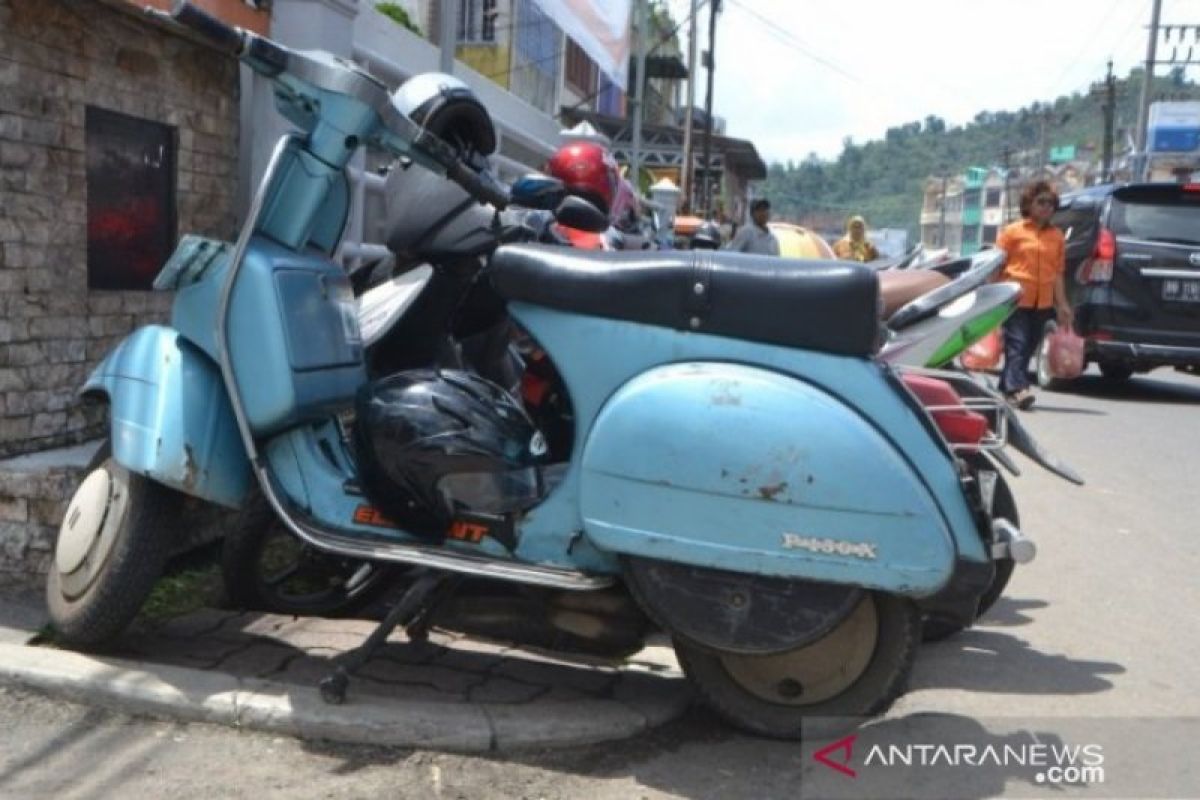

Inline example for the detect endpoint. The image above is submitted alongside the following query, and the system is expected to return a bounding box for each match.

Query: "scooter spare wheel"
[623,558,919,739]
[47,446,180,649]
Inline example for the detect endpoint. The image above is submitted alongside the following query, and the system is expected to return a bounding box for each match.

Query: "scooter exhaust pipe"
[991,518,1036,564]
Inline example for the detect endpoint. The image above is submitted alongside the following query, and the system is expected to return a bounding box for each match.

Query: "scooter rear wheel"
[47,443,181,649]
[674,591,920,739]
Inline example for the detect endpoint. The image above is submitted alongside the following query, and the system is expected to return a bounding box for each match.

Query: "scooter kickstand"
[403,577,458,643]
[319,569,454,705]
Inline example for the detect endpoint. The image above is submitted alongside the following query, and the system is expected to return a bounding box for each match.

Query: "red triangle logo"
[813,734,858,778]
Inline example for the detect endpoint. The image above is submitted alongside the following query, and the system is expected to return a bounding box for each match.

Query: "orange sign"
[352,505,398,529]
[447,521,489,544]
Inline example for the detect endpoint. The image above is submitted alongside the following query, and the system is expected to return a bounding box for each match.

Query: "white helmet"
[390,72,496,157]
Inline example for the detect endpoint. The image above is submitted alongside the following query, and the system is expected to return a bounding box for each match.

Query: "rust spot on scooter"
[712,389,741,407]
[757,481,788,501]
[182,444,199,491]
[710,378,742,407]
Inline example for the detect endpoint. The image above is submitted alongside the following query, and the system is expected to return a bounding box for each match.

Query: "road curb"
[0,643,692,752]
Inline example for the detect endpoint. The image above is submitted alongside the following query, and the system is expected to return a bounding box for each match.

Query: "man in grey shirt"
[724,199,780,255]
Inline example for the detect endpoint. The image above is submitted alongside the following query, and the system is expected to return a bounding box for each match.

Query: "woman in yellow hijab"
[833,215,880,262]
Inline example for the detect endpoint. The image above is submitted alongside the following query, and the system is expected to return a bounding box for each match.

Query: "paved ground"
[2,366,1199,798]
[0,582,690,752]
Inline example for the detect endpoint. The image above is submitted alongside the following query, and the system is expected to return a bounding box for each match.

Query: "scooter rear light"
[933,409,990,446]
[900,374,990,447]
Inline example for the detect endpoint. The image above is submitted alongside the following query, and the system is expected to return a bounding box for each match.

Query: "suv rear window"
[1110,186,1200,245]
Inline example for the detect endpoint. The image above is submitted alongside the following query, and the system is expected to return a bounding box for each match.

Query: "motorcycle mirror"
[510,173,566,211]
[554,195,609,233]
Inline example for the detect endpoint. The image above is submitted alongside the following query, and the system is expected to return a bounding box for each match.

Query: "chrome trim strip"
[1140,268,1200,279]
[1118,236,1200,252]
[216,134,294,467]
[215,136,611,592]
[264,472,614,590]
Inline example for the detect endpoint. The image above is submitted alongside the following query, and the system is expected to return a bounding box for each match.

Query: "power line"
[724,0,969,112]
[725,0,864,87]
[1048,0,1127,96]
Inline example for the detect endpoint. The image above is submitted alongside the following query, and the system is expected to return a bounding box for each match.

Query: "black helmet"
[354,369,547,539]
[391,72,497,157]
[691,221,721,250]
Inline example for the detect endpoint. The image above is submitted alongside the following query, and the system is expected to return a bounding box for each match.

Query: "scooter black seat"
[489,245,880,357]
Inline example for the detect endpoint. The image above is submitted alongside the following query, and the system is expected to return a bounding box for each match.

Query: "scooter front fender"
[579,362,958,596]
[82,325,251,508]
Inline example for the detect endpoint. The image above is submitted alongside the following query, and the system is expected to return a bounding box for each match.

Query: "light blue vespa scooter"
[48,3,1045,739]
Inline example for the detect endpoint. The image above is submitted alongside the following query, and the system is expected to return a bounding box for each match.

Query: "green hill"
[762,67,1200,238]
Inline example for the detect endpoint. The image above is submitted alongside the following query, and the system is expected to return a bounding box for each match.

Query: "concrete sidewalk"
[0,582,691,753]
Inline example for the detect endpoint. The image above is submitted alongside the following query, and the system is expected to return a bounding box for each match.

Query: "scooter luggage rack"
[921,396,1008,453]
[897,366,1009,453]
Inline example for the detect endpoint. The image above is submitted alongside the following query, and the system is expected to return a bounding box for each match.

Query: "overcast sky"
[663,0,1176,164]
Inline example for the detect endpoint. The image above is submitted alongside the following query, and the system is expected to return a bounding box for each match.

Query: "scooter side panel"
[81,325,251,508]
[508,305,988,575]
[579,363,956,594]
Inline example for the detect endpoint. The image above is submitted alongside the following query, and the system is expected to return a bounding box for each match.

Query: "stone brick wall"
[0,0,240,457]
[0,443,231,576]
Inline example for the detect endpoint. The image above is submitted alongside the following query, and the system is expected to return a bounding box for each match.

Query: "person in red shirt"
[995,181,1073,409]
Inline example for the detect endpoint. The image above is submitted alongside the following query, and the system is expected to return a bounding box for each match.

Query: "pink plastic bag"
[962,330,1003,372]
[1046,327,1085,379]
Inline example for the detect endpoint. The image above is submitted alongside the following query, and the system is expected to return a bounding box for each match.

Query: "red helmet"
[545,142,619,217]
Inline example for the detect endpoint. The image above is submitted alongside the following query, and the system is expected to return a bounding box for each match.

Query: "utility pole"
[439,0,459,75]
[938,174,948,248]
[1000,145,1013,222]
[700,0,720,216]
[1098,60,1116,183]
[1030,105,1052,174]
[680,0,699,209]
[630,0,648,192]
[1135,0,1164,181]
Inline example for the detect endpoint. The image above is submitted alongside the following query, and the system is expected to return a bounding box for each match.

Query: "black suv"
[1045,182,1200,384]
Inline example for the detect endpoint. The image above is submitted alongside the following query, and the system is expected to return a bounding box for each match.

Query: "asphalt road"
[2,366,1198,800]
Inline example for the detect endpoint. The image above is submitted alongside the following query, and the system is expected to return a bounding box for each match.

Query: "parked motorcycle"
[48,3,1080,739]
[879,249,1020,368]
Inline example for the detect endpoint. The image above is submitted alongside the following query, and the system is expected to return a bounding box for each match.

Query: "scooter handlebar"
[170,1,245,55]
[446,159,510,210]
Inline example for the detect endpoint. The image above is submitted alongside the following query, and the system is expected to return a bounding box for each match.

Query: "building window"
[982,224,998,244]
[962,188,981,208]
[985,187,1002,207]
[597,72,625,117]
[565,37,598,95]
[85,107,177,291]
[511,0,560,115]
[458,0,498,43]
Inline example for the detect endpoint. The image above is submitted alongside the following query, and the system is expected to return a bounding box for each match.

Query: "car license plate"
[1162,279,1200,302]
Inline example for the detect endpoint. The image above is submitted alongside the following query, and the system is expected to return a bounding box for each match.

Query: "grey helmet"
[691,221,722,250]
[390,72,496,157]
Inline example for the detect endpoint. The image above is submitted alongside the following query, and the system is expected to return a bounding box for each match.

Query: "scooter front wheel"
[47,444,182,649]
[674,592,920,739]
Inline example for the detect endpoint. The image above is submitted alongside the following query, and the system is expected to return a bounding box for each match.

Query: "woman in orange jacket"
[995,180,1074,409]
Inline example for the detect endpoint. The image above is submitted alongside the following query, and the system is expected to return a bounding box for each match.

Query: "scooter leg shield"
[579,363,958,597]
[82,325,252,508]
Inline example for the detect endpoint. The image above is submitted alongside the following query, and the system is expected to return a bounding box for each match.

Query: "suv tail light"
[901,374,989,447]
[1078,228,1116,284]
